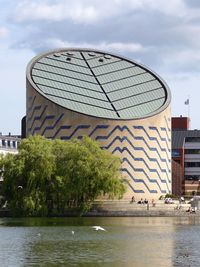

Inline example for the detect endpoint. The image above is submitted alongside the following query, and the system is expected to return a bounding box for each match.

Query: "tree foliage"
[0,135,126,216]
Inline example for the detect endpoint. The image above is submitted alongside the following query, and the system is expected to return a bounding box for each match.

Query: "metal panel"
[97,66,146,84]
[30,49,169,119]
[47,54,87,68]
[46,89,112,109]
[32,69,101,91]
[108,80,162,100]
[118,98,165,118]
[39,58,91,75]
[92,60,133,76]
[102,73,154,92]
[47,95,117,118]
[36,84,107,101]
[85,56,120,68]
[34,62,96,83]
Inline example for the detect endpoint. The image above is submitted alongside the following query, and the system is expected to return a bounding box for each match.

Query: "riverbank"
[84,209,200,217]
[83,199,199,217]
[1,199,199,217]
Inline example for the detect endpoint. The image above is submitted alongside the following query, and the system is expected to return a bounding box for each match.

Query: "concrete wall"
[26,81,171,201]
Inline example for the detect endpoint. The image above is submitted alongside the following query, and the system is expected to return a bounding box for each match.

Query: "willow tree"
[0,135,55,216]
[1,135,126,216]
[53,136,125,212]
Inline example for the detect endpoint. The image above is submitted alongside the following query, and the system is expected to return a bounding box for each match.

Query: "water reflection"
[0,217,200,266]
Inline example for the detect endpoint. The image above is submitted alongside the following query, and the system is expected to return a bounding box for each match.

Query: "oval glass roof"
[29,49,170,119]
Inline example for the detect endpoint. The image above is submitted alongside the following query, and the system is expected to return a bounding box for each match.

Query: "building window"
[185,162,200,167]
[2,140,6,147]
[185,175,200,181]
[7,140,11,147]
[13,141,16,148]
[185,137,200,142]
[185,149,200,154]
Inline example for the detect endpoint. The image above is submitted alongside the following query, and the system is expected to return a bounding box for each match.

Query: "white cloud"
[24,38,144,54]
[139,0,186,16]
[93,42,144,53]
[3,0,200,132]
[177,24,200,47]
[12,0,190,25]
[14,1,98,23]
[0,27,8,38]
[163,48,200,71]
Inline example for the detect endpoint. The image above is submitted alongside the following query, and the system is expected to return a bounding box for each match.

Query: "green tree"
[1,136,55,216]
[1,135,126,216]
[19,135,55,215]
[53,136,125,213]
[0,152,24,214]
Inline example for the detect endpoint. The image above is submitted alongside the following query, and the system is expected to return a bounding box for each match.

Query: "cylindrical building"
[26,48,171,200]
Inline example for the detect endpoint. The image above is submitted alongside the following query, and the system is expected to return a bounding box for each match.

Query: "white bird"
[72,231,75,235]
[92,226,106,231]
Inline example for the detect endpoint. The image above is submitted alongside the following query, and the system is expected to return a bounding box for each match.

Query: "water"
[0,217,200,267]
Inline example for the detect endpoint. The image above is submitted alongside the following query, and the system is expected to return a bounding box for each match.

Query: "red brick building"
[172,116,200,196]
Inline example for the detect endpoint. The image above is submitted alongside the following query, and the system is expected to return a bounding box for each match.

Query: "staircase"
[90,200,191,216]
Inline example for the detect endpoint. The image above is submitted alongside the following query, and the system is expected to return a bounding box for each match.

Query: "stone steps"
[92,200,190,212]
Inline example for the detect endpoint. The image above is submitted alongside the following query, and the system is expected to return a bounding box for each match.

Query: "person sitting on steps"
[130,196,135,203]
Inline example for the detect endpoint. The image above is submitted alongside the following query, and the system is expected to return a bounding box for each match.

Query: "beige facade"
[26,82,171,201]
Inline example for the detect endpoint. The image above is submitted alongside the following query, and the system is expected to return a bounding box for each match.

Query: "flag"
[184,99,189,105]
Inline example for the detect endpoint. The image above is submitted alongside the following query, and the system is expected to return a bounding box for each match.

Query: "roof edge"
[26,47,171,121]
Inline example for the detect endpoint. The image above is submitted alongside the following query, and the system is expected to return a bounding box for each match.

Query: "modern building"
[25,48,171,200]
[172,116,200,196]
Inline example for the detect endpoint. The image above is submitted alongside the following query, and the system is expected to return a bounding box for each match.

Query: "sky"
[0,0,200,135]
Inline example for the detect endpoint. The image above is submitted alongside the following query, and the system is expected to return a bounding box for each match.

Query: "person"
[130,196,135,203]
[186,207,196,213]
[186,207,191,212]
[137,198,143,204]
[152,199,156,207]
[180,196,185,204]
[144,198,148,204]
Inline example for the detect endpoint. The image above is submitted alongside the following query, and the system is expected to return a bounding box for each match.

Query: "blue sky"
[0,0,200,134]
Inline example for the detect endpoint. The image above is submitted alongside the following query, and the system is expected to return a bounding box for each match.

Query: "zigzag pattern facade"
[122,179,144,194]
[42,113,65,136]
[29,122,170,194]
[102,132,171,168]
[122,157,169,193]
[164,115,171,132]
[27,113,170,174]
[121,168,159,194]
[33,115,55,135]
[112,147,171,184]
[27,106,41,124]
[26,91,171,200]
[108,137,171,173]
[27,96,36,112]
[133,126,171,160]
[161,127,171,142]
[28,105,48,132]
[149,126,171,149]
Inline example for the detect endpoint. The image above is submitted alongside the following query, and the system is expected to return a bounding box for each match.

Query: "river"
[0,217,200,267]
